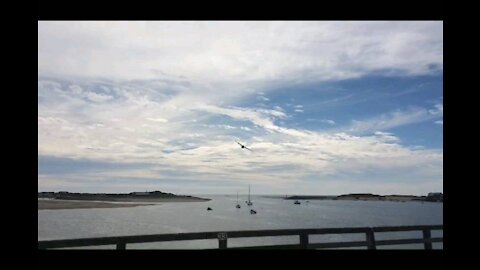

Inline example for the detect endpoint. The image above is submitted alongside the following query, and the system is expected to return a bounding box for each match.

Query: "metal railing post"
[366,228,376,250]
[422,229,432,250]
[299,233,309,249]
[218,232,228,249]
[116,240,126,250]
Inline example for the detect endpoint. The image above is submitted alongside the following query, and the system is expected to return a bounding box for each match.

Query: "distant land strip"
[38,199,154,210]
[283,193,443,202]
[38,191,211,210]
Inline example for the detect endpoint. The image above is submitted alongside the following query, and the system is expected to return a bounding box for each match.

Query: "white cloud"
[435,120,443,125]
[38,78,442,195]
[322,120,336,125]
[429,104,443,115]
[257,96,270,101]
[69,85,83,95]
[86,92,113,102]
[146,117,168,123]
[66,84,113,102]
[39,21,443,84]
[340,105,443,135]
[306,119,336,125]
[373,131,401,143]
[38,21,443,194]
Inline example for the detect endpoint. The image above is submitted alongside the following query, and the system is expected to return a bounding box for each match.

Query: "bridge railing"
[38,224,443,250]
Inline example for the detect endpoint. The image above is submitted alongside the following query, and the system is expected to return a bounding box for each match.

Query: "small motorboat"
[294,200,301,205]
[250,209,257,214]
[207,207,212,211]
[236,192,241,208]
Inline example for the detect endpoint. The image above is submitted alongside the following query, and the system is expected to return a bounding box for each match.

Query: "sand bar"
[38,199,154,210]
[38,196,211,210]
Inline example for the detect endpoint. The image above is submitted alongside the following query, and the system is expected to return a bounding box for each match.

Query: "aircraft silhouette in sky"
[235,141,253,151]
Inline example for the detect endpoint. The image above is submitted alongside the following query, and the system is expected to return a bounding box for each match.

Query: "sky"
[38,21,443,195]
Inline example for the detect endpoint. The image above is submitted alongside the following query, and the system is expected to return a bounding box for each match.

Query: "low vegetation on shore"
[284,192,443,202]
[38,191,211,203]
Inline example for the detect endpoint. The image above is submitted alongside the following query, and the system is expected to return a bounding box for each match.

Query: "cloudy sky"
[38,21,443,195]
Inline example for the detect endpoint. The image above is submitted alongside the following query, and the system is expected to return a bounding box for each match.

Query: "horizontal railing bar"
[309,241,369,249]
[38,233,221,249]
[228,227,371,237]
[227,244,302,249]
[38,228,371,249]
[372,225,443,232]
[39,238,120,249]
[376,238,426,246]
[430,237,443,243]
[38,225,443,249]
[376,237,443,246]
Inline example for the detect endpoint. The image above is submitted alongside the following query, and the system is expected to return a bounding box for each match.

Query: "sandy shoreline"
[38,197,210,210]
[38,199,155,210]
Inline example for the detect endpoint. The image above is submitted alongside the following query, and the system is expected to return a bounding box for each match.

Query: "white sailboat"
[246,185,253,206]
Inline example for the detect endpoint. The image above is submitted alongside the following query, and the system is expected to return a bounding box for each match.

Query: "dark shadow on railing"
[38,224,443,250]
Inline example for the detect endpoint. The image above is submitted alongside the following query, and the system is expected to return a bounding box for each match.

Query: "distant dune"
[38,191,211,209]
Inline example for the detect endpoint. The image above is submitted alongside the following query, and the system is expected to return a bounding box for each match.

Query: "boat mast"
[248,185,251,203]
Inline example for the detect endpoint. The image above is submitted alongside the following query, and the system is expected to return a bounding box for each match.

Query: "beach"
[38,196,211,210]
[38,199,155,210]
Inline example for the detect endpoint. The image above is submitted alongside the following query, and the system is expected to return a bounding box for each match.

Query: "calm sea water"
[37,195,443,249]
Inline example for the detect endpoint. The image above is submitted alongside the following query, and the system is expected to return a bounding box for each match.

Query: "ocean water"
[37,195,443,249]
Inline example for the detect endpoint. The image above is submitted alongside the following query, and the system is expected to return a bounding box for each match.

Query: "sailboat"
[246,185,253,206]
[236,192,241,208]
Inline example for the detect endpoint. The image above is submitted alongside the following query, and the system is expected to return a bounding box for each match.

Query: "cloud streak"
[39,21,443,84]
[335,104,443,135]
[38,21,443,195]
[38,77,443,194]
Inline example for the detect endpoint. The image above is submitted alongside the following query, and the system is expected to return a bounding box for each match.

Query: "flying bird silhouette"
[236,141,253,151]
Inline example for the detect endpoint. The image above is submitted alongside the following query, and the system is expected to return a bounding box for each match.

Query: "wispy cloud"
[306,119,336,125]
[38,21,443,194]
[322,120,336,125]
[336,104,443,135]
[146,117,168,123]
[39,21,443,84]
[38,77,443,194]
[257,96,270,102]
